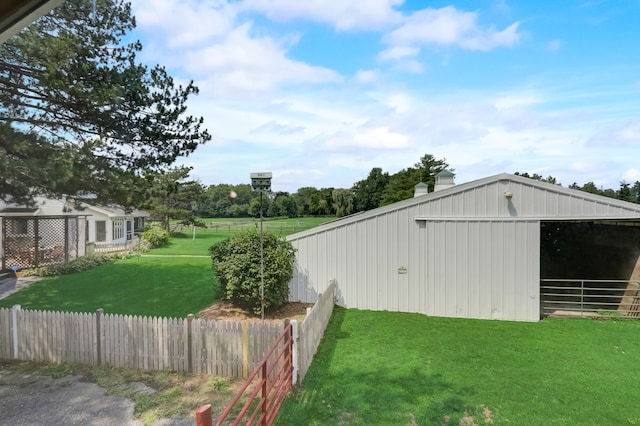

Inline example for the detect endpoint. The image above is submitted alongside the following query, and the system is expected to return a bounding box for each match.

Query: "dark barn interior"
[540,220,640,317]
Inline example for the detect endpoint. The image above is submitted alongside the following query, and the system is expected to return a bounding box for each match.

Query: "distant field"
[196,217,332,233]
[160,217,334,256]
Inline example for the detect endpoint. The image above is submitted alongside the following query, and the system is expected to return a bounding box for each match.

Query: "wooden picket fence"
[0,279,338,385]
[0,306,282,378]
[297,279,336,383]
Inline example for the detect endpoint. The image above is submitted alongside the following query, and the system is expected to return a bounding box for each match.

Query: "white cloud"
[622,169,640,183]
[460,22,520,51]
[587,118,640,147]
[355,69,379,84]
[385,6,521,52]
[378,45,420,61]
[185,23,342,94]
[131,0,235,47]
[250,120,306,135]
[374,92,413,113]
[239,0,403,30]
[320,126,411,151]
[398,60,425,74]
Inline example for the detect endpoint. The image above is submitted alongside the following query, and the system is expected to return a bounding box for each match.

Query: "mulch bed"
[197,301,314,323]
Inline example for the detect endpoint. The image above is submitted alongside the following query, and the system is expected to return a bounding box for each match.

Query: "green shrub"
[22,252,130,277]
[209,230,296,315]
[141,226,170,249]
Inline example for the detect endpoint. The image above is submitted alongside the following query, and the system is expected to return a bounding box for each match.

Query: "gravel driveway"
[0,369,194,426]
[0,369,140,426]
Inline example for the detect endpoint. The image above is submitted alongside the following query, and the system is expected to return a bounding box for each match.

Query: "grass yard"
[0,217,332,317]
[276,308,640,425]
[0,256,216,318]
[149,229,238,256]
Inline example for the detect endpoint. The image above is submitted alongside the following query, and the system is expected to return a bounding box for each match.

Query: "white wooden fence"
[0,307,282,378]
[0,280,337,381]
[86,237,140,255]
[297,279,336,383]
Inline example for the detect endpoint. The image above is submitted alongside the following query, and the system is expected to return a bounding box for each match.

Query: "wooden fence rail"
[297,279,336,383]
[0,279,338,386]
[0,305,283,377]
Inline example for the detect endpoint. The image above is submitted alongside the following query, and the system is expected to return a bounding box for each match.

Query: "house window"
[96,221,106,242]
[134,217,145,232]
[112,218,124,240]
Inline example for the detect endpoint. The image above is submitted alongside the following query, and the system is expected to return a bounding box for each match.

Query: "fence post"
[96,308,103,366]
[12,304,21,359]
[283,320,290,374]
[196,404,212,426]
[242,322,249,378]
[291,319,298,385]
[187,314,194,373]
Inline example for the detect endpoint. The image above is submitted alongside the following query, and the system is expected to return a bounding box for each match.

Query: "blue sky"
[128,0,640,193]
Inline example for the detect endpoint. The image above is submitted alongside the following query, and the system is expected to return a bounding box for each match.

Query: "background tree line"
[144,154,451,222]
[148,161,640,224]
[515,172,640,204]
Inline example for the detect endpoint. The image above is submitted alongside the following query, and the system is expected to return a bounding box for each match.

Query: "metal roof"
[289,173,640,240]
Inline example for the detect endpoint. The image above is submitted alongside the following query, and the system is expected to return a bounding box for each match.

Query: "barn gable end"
[287,173,640,322]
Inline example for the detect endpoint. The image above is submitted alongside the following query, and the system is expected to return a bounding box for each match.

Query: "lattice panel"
[3,218,36,269]
[2,216,86,270]
[37,217,67,265]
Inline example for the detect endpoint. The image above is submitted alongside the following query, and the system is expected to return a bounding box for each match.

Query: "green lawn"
[150,229,238,256]
[0,256,216,318]
[0,217,332,317]
[276,308,640,425]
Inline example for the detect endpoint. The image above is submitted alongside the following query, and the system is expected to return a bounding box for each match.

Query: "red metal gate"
[199,320,294,426]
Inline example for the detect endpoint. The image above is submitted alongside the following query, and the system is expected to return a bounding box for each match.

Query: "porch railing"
[541,279,640,318]
[85,237,140,255]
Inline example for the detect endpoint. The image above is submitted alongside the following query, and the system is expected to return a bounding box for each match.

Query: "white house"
[73,203,149,246]
[4,196,149,245]
[0,197,148,269]
[286,173,640,322]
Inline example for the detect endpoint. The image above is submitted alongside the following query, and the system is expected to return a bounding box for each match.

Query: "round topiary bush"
[209,230,296,315]
[141,226,170,249]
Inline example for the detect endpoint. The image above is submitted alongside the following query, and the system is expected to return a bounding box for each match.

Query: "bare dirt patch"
[197,301,314,323]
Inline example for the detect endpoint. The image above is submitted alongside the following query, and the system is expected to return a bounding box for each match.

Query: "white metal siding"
[288,174,640,322]
[289,216,541,321]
